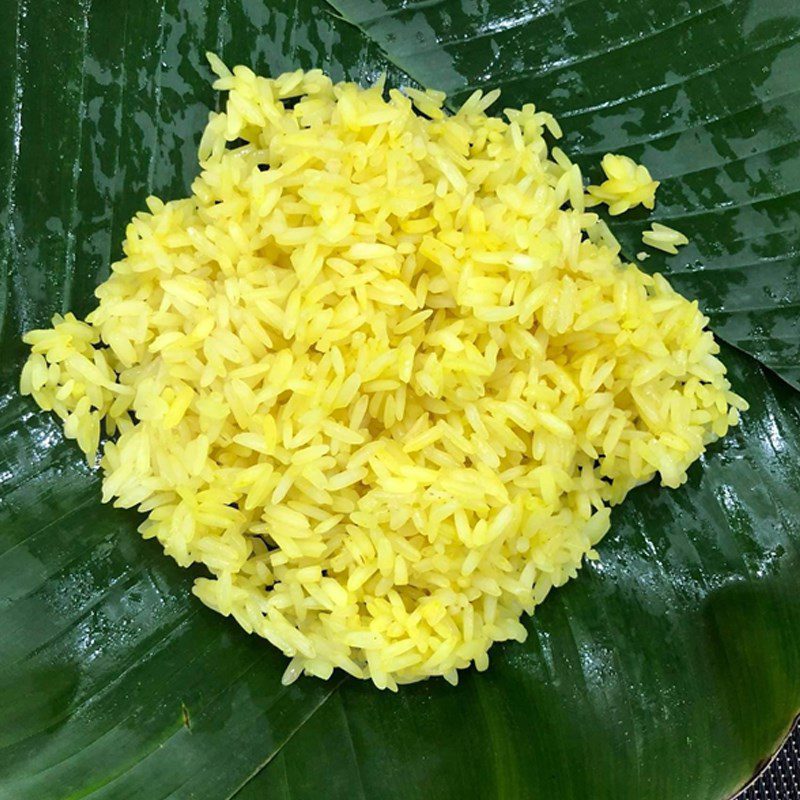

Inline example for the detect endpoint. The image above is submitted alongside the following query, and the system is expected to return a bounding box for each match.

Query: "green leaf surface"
[0,1,798,799]
[328,0,800,389]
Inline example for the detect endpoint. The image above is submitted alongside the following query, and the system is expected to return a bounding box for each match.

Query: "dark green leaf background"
[0,1,798,798]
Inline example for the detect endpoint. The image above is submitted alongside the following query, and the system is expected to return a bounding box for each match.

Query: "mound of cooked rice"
[20,56,746,690]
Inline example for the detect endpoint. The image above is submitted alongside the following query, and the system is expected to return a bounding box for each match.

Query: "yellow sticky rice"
[20,56,746,690]
[643,222,690,255]
[587,153,659,215]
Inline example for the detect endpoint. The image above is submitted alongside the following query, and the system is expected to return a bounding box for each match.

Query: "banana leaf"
[0,1,798,798]
[330,0,800,390]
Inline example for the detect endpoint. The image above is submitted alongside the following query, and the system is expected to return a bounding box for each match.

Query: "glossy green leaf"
[1,1,798,799]
[329,0,800,389]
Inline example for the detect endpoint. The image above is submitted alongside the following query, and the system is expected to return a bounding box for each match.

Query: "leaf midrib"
[224,676,349,800]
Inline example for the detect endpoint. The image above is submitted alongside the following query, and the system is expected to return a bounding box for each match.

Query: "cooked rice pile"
[20,57,746,690]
